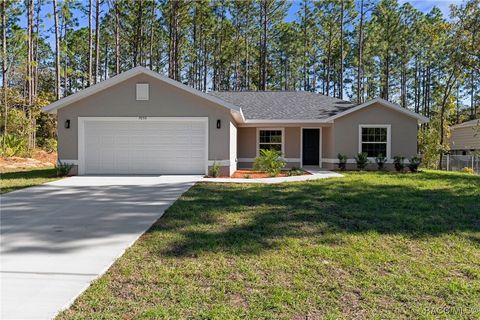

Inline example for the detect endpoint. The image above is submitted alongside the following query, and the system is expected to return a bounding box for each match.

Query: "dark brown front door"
[302,129,319,166]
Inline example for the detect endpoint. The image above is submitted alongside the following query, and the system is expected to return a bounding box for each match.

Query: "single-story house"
[448,119,480,155]
[43,66,428,175]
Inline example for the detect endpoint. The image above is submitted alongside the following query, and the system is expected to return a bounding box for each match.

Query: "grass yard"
[58,170,480,319]
[0,167,58,194]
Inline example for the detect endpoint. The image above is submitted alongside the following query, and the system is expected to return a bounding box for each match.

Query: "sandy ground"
[0,150,57,172]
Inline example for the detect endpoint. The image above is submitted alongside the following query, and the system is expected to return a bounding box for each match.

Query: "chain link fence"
[441,155,480,174]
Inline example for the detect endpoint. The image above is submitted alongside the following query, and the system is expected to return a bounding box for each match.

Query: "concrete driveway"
[1,175,202,320]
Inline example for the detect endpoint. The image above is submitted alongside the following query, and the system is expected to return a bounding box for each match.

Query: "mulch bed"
[208,169,311,179]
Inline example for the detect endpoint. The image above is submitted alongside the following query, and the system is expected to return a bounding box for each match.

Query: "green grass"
[0,167,59,194]
[58,170,480,319]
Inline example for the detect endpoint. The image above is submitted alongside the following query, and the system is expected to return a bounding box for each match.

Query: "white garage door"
[81,118,207,175]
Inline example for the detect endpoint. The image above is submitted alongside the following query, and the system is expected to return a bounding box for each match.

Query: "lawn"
[58,170,480,319]
[0,167,59,194]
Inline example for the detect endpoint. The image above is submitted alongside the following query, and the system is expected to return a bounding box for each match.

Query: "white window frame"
[256,128,284,157]
[358,124,391,159]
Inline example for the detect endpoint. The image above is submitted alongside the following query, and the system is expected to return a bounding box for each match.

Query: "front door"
[302,129,320,166]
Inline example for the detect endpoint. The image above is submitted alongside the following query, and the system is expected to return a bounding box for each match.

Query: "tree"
[53,0,60,99]
[94,0,100,83]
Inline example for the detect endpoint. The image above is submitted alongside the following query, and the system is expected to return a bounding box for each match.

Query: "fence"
[441,154,480,174]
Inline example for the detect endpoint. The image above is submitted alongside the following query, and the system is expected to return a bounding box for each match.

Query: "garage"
[78,117,208,175]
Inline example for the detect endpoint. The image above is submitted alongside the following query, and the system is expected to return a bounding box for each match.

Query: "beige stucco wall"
[57,73,233,162]
[449,126,480,150]
[322,126,335,159]
[237,127,256,159]
[237,125,327,168]
[284,127,300,158]
[333,103,418,158]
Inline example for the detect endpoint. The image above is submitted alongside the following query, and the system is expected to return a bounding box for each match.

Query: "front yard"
[0,167,58,194]
[58,170,479,319]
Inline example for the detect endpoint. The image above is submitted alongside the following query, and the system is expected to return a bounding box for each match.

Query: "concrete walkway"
[1,175,202,320]
[202,169,343,184]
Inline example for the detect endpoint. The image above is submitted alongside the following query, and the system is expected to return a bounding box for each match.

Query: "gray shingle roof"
[208,91,357,120]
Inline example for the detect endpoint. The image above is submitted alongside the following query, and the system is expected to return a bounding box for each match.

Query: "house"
[448,119,480,155]
[42,66,428,175]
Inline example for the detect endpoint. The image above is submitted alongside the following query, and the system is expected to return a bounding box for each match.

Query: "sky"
[24,0,467,38]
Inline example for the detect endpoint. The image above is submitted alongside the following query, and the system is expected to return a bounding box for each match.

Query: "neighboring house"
[448,119,480,155]
[43,66,428,175]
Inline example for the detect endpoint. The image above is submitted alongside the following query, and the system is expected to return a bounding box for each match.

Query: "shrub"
[375,153,387,170]
[355,152,369,170]
[462,167,474,174]
[56,161,74,177]
[408,156,422,173]
[38,138,57,153]
[209,161,221,177]
[337,153,347,170]
[288,167,305,176]
[253,149,286,177]
[393,156,405,172]
[0,134,28,157]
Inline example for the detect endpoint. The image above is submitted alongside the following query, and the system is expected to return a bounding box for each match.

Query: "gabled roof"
[42,66,243,118]
[451,119,479,129]
[209,93,429,124]
[209,91,356,121]
[327,98,429,124]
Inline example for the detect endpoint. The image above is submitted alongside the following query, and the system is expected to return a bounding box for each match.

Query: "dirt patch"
[207,169,312,179]
[0,150,57,171]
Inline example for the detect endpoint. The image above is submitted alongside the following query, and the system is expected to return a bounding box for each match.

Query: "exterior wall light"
[217,119,221,129]
[65,120,70,129]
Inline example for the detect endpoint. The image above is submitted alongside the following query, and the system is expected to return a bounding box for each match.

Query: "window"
[258,129,283,153]
[359,125,390,158]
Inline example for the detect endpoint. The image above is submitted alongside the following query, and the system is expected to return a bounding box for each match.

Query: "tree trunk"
[138,0,143,66]
[326,23,332,96]
[33,0,41,98]
[53,0,61,99]
[356,0,364,104]
[94,0,100,83]
[114,0,119,74]
[64,17,69,95]
[339,0,344,99]
[260,0,268,90]
[2,0,7,138]
[88,0,92,85]
[438,72,457,169]
[149,1,155,70]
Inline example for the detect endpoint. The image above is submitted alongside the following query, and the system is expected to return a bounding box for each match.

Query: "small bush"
[462,167,474,174]
[375,153,387,170]
[408,156,422,173]
[38,138,57,153]
[1,134,29,157]
[56,161,74,177]
[243,174,251,179]
[337,153,347,170]
[254,149,286,177]
[288,167,305,176]
[355,152,369,170]
[393,156,405,172]
[209,161,221,177]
